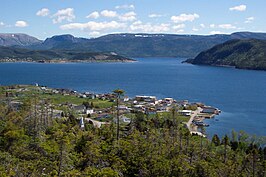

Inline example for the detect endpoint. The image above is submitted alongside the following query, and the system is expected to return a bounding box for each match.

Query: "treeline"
[0,99,266,176]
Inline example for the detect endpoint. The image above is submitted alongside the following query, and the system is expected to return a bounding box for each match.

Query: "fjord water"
[0,58,266,137]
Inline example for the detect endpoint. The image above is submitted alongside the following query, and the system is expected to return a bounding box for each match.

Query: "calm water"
[0,58,266,137]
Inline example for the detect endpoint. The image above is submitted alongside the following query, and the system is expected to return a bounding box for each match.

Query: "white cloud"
[200,24,205,28]
[89,31,101,37]
[229,5,246,12]
[132,20,142,25]
[130,21,170,33]
[210,31,223,35]
[218,24,236,29]
[0,22,4,26]
[36,8,50,17]
[115,4,135,10]
[60,21,126,31]
[192,28,199,32]
[175,29,184,33]
[15,21,28,27]
[101,10,118,18]
[119,11,137,21]
[172,24,185,29]
[210,24,215,28]
[171,13,199,23]
[149,14,162,18]
[86,11,100,19]
[245,17,254,23]
[52,8,75,24]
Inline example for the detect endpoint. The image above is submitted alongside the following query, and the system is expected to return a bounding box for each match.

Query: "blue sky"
[0,0,265,39]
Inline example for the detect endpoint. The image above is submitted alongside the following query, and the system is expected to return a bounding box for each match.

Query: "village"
[0,84,220,136]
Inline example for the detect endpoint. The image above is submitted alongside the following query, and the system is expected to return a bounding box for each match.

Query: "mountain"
[0,33,41,46]
[28,33,232,58]
[185,39,266,70]
[2,32,266,58]
[37,34,90,50]
[0,46,133,62]
[30,32,266,58]
[231,32,266,40]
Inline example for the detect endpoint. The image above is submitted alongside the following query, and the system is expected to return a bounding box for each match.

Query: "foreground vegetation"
[0,97,266,176]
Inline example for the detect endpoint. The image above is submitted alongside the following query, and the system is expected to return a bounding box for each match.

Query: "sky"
[0,0,265,39]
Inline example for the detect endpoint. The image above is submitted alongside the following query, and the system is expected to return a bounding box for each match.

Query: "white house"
[86,109,94,114]
[180,110,192,116]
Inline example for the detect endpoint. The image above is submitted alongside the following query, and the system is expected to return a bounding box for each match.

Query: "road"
[186,107,206,137]
[85,118,110,128]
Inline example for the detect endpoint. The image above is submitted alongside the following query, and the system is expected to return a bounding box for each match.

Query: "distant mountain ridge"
[1,32,266,58]
[185,39,266,70]
[0,33,41,47]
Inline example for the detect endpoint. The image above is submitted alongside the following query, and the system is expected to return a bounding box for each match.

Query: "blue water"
[0,58,266,137]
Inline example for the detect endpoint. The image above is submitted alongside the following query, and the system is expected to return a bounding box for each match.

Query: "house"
[80,94,87,98]
[201,107,219,114]
[74,105,86,114]
[124,96,129,102]
[164,98,174,104]
[85,93,96,99]
[180,110,192,116]
[118,105,128,110]
[135,95,157,103]
[86,109,94,114]
[114,116,131,124]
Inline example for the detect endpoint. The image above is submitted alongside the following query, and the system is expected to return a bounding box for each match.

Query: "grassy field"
[0,85,114,109]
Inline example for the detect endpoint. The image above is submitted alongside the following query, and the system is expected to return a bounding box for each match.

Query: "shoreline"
[1,84,220,137]
[0,59,137,64]
[183,60,266,71]
[186,106,221,137]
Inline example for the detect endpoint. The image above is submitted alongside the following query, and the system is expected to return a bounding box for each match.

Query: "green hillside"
[186,39,266,70]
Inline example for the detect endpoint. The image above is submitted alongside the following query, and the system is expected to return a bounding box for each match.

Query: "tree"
[222,135,230,163]
[211,134,220,146]
[113,89,124,141]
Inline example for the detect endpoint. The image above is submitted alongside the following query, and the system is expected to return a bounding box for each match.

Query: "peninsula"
[185,39,266,71]
[0,46,135,63]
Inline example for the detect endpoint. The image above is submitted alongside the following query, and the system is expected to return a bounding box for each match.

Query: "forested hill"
[30,32,266,58]
[2,32,266,58]
[0,46,134,62]
[185,39,266,70]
